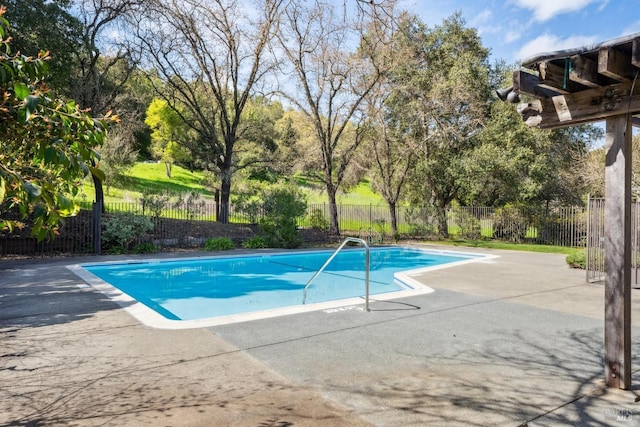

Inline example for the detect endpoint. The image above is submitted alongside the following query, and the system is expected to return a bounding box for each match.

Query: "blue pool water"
[80,247,483,322]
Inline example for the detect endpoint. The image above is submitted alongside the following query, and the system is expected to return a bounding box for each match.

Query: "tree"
[6,1,146,210]
[271,111,303,177]
[233,97,285,182]
[0,7,117,240]
[72,0,145,210]
[394,13,492,237]
[277,0,394,234]
[145,98,192,177]
[134,0,285,223]
[362,12,424,236]
[3,0,83,95]
[578,133,640,201]
[461,100,599,208]
[99,126,139,195]
[459,100,544,207]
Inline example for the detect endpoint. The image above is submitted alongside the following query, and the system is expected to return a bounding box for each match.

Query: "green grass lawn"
[126,162,213,195]
[423,238,577,255]
[80,162,386,206]
[79,163,218,204]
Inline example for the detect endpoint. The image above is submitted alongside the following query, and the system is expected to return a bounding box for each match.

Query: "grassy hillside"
[79,162,386,206]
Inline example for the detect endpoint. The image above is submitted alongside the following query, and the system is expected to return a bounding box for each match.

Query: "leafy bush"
[566,249,586,269]
[172,190,206,220]
[493,205,529,243]
[537,210,587,246]
[405,205,438,238]
[204,237,235,251]
[102,213,154,251]
[260,184,307,248]
[140,190,171,219]
[455,210,481,240]
[242,236,268,249]
[233,193,263,224]
[309,208,329,232]
[134,242,158,254]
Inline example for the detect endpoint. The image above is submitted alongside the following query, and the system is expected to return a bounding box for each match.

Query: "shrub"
[102,213,154,251]
[204,237,235,251]
[566,249,586,269]
[233,193,263,224]
[454,210,481,240]
[493,205,529,243]
[536,210,587,246]
[405,205,438,238]
[242,236,268,249]
[139,190,171,219]
[309,208,329,232]
[172,190,206,220]
[134,242,158,254]
[260,184,307,248]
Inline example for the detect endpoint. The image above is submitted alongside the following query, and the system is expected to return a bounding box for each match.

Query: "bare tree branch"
[277,0,396,234]
[134,0,285,222]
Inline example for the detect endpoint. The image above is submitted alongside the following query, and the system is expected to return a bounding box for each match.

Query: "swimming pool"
[69,246,497,329]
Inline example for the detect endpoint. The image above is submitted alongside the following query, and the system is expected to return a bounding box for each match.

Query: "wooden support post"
[604,114,632,389]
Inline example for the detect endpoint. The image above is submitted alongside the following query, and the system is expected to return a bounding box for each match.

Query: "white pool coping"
[67,248,499,330]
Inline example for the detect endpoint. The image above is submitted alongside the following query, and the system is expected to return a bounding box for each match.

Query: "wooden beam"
[599,47,638,81]
[538,61,588,93]
[512,70,561,99]
[518,81,640,129]
[632,38,640,68]
[604,114,632,390]
[570,55,605,88]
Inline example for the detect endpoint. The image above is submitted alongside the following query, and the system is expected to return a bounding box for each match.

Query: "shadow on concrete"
[213,286,640,426]
[368,299,422,312]
[1,326,359,426]
[0,262,133,330]
[319,327,640,426]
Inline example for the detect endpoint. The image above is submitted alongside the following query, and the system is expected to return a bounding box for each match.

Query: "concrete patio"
[2,245,640,426]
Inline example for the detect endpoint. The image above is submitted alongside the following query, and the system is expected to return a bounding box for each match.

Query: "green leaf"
[24,95,40,114]
[0,220,14,234]
[23,181,41,199]
[89,166,105,182]
[43,146,59,165]
[0,176,5,205]
[56,194,77,217]
[13,81,29,100]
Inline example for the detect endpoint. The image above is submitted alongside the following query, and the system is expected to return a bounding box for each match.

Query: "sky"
[402,0,640,65]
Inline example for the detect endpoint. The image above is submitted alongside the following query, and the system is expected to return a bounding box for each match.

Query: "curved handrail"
[302,237,370,311]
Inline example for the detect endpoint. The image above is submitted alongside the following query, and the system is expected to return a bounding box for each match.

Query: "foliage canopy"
[0,7,117,240]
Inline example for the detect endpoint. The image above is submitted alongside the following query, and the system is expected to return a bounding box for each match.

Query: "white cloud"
[469,9,492,27]
[512,0,599,21]
[515,33,599,62]
[504,30,522,44]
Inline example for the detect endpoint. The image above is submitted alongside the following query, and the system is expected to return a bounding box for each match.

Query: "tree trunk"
[218,169,232,224]
[388,201,398,237]
[435,203,449,238]
[165,162,172,178]
[91,169,105,214]
[326,186,340,235]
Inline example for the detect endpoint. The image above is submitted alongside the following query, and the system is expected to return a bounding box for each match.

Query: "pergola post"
[506,33,640,390]
[604,114,632,389]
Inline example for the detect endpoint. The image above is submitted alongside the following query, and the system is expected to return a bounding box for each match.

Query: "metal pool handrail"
[302,237,370,311]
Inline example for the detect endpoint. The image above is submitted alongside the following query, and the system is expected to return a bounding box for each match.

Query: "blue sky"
[402,0,640,64]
